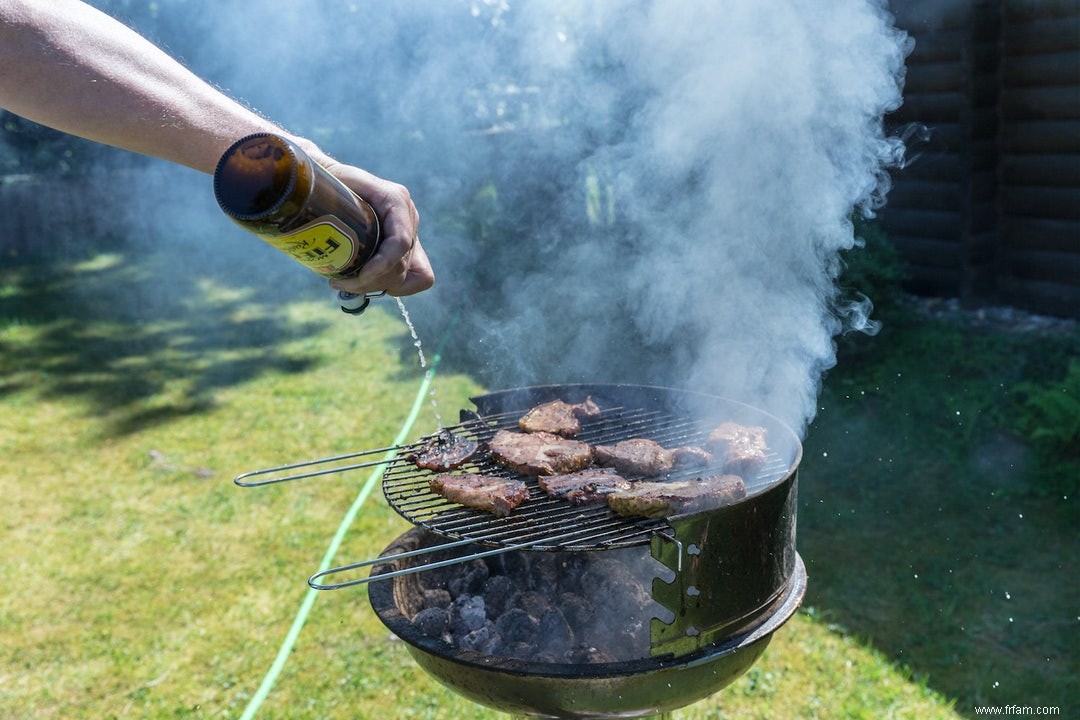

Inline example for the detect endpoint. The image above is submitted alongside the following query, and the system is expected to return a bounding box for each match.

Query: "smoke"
[545,0,910,434]
[94,0,910,436]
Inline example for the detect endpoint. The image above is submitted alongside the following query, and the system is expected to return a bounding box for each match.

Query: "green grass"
[800,320,1078,716]
[1,248,1072,718]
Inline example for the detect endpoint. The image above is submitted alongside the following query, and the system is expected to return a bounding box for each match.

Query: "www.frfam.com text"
[974,706,1061,716]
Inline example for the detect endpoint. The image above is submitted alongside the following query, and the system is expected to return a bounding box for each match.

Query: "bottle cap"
[337,290,371,315]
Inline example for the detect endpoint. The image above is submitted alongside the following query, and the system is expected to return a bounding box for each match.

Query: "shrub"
[1014,358,1080,497]
[840,214,909,327]
[832,215,910,363]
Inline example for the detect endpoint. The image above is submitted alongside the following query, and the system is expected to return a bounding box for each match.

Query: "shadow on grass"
[796,321,1079,717]
[8,241,1074,716]
[0,249,327,437]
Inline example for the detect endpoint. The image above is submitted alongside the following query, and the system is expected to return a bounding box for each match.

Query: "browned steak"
[593,438,675,477]
[537,468,632,505]
[488,430,593,476]
[407,428,479,471]
[706,422,768,476]
[669,445,714,468]
[428,473,529,517]
[606,475,747,519]
[517,397,601,437]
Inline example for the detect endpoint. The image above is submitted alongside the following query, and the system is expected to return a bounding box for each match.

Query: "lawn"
[1,246,1074,719]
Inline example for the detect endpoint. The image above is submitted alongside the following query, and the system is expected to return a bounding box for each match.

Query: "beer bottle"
[213,133,381,314]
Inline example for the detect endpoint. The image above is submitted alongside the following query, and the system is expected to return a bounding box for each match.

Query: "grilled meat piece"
[518,397,601,437]
[669,445,714,468]
[593,438,675,477]
[590,438,714,477]
[428,473,529,518]
[537,468,632,505]
[606,474,747,519]
[706,422,768,476]
[407,428,479,471]
[488,430,593,476]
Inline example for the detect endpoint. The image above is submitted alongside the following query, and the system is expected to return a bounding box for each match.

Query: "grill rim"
[381,383,802,552]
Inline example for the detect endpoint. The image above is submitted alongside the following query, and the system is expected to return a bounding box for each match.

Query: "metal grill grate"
[380,404,791,552]
[235,384,800,590]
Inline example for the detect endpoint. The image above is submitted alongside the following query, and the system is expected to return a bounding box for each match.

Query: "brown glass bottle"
[213,133,381,313]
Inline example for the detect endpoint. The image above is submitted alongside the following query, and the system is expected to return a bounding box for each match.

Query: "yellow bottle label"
[265,216,360,276]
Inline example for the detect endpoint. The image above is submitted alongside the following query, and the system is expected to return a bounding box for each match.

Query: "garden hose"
[239,308,457,720]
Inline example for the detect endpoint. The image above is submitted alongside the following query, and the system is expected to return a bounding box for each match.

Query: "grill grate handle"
[308,526,685,590]
[232,445,409,487]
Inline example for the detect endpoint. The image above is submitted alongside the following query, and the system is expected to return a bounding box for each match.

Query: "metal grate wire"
[380,404,790,552]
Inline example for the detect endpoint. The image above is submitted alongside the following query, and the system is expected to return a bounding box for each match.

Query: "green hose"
[238,317,453,719]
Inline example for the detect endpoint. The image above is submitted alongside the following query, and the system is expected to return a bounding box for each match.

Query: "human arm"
[0,0,432,296]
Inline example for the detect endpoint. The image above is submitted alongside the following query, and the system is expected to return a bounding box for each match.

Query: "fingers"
[331,233,435,297]
[323,162,433,296]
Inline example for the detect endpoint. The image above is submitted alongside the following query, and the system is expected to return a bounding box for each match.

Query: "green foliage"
[829,311,1078,495]
[1014,358,1080,496]
[839,215,910,327]
[842,215,902,308]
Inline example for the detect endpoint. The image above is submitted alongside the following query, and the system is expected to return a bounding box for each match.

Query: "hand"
[322,161,435,297]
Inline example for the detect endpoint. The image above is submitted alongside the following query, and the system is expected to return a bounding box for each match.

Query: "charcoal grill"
[368,525,806,719]
[235,383,805,718]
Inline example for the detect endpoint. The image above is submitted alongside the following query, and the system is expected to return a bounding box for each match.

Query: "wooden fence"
[883,0,1080,318]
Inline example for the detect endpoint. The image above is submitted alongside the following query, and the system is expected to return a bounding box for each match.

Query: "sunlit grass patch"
[2,249,1071,718]
[70,252,126,273]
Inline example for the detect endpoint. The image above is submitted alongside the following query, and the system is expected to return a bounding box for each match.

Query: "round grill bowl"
[368,526,806,719]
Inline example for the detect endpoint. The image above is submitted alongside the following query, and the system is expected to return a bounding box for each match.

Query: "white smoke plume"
[541,0,911,434]
[396,0,910,435]
[98,0,911,436]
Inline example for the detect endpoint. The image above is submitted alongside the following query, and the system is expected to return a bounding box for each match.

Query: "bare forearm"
[0,0,295,173]
[0,0,433,296]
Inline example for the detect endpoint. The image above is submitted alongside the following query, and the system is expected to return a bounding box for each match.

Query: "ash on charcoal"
[536,608,575,656]
[482,574,519,618]
[447,558,489,598]
[580,556,640,595]
[515,590,551,619]
[407,544,667,665]
[461,621,502,654]
[449,595,487,635]
[495,607,537,644]
[558,592,593,629]
[412,607,449,638]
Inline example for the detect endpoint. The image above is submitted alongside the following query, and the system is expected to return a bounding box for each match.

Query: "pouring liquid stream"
[394,297,443,428]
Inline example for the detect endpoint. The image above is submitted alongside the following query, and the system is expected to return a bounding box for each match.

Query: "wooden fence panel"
[883,0,1003,300]
[998,0,1080,317]
[882,0,1079,317]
